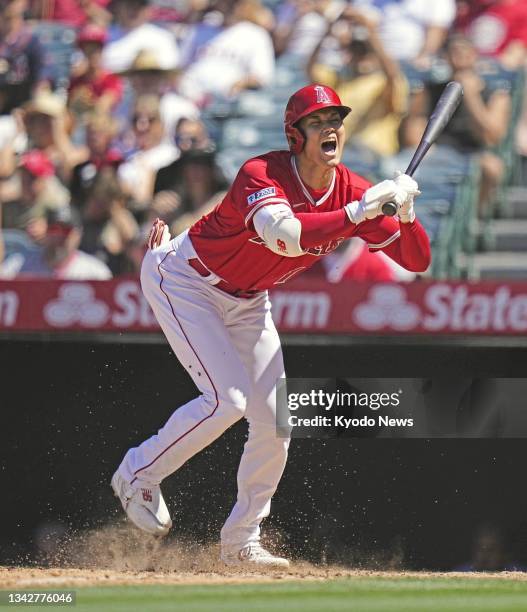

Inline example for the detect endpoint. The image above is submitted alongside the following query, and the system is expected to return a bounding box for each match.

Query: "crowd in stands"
[0,0,526,281]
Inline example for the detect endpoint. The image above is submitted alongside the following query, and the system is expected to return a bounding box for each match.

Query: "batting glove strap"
[394,172,419,224]
[345,179,404,225]
[344,200,364,224]
[398,202,416,224]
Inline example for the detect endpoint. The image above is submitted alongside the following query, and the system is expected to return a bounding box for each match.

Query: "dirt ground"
[3,566,527,589]
[3,524,527,588]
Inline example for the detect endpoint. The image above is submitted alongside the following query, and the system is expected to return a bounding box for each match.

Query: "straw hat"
[119,49,179,77]
[23,91,66,118]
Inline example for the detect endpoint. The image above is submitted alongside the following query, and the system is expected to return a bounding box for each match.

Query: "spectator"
[0,0,46,171]
[23,91,89,183]
[1,150,70,242]
[456,0,527,70]
[0,205,112,279]
[148,1,184,23]
[102,0,180,73]
[306,237,415,282]
[179,0,275,105]
[0,0,47,114]
[117,94,178,212]
[79,168,139,274]
[426,34,511,214]
[0,111,25,180]
[273,0,340,59]
[68,25,123,124]
[70,112,123,208]
[30,0,111,27]
[353,0,456,65]
[153,118,228,232]
[307,7,408,156]
[178,1,230,67]
[119,49,199,141]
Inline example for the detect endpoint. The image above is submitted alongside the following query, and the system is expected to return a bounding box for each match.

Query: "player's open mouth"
[321,138,337,156]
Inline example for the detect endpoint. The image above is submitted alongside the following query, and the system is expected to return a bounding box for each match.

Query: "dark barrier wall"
[2,338,527,570]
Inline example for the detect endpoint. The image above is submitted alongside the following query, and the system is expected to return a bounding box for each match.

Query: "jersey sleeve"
[354,215,402,251]
[355,216,431,272]
[232,157,291,228]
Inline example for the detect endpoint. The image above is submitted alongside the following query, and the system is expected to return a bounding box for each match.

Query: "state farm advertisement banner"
[1,278,527,335]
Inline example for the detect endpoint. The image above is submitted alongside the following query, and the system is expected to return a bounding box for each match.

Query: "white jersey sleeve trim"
[368,230,401,250]
[244,197,291,227]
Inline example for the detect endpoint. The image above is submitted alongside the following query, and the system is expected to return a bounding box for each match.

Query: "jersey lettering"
[305,238,345,256]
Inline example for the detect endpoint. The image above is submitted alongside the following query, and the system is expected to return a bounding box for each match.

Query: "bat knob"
[382,201,398,217]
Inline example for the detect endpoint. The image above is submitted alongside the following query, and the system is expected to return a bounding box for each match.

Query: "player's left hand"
[394,171,420,223]
[147,218,171,249]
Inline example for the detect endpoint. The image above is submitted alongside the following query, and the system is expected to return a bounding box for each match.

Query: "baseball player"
[111,84,430,568]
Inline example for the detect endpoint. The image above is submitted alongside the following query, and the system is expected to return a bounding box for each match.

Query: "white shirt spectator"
[118,142,179,201]
[0,115,27,152]
[159,93,200,141]
[355,0,456,61]
[102,24,180,73]
[179,21,274,103]
[1,249,112,280]
[284,11,329,57]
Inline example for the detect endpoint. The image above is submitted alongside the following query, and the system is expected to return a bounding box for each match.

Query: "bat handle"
[382,201,398,216]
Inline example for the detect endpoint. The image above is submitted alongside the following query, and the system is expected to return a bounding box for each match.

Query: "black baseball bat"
[382,81,464,216]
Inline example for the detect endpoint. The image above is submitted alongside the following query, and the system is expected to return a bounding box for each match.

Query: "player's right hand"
[345,180,406,225]
[147,218,171,250]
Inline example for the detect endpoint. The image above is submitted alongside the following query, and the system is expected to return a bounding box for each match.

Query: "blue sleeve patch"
[247,186,276,206]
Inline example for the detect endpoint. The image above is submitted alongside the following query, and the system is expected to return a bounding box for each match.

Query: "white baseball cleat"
[111,471,172,536]
[221,543,290,568]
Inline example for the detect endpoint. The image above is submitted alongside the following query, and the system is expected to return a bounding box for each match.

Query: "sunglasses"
[132,114,159,126]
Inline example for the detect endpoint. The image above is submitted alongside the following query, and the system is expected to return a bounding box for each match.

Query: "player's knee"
[224,387,250,418]
[199,387,249,422]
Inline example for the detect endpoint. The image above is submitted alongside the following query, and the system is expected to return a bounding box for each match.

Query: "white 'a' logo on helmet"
[314,86,331,104]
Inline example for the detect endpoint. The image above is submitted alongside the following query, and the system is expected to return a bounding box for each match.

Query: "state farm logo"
[354,285,420,331]
[272,291,330,328]
[44,284,109,327]
[352,284,527,333]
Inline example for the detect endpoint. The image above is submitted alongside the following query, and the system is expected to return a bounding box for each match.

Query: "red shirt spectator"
[68,25,123,117]
[68,71,122,108]
[456,0,527,66]
[306,238,398,283]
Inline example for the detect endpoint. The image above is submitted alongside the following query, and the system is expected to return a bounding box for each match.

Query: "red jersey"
[68,71,123,107]
[188,150,404,291]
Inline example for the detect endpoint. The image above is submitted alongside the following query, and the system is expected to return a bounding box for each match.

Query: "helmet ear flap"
[287,125,305,154]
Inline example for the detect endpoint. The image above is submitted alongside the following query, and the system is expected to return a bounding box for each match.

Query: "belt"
[187,258,261,299]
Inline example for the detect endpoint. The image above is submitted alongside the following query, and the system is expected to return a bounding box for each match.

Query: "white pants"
[118,231,290,548]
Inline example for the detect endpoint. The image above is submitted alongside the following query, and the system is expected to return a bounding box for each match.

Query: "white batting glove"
[345,179,406,225]
[394,171,420,223]
[147,218,171,249]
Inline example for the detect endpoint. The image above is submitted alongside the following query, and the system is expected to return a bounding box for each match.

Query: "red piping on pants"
[131,249,220,484]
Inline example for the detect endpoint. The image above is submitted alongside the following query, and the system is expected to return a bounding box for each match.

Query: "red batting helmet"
[284,84,351,154]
